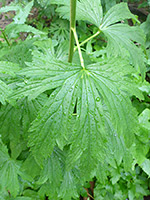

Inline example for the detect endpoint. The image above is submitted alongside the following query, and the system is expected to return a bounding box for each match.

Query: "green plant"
[0,0,150,199]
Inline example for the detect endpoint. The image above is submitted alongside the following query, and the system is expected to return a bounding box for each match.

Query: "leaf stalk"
[74,30,101,52]
[72,27,85,69]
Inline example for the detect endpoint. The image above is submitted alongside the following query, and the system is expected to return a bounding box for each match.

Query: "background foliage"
[0,0,150,199]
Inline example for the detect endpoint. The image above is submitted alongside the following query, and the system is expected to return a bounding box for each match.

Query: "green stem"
[72,28,85,69]
[0,28,10,46]
[68,0,77,63]
[74,30,101,52]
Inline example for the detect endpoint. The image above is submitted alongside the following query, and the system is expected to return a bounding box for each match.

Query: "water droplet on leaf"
[96,97,100,102]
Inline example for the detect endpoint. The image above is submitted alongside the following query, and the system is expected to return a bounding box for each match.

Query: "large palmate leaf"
[10,46,140,166]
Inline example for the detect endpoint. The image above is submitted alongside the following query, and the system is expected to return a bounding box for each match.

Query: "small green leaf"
[13,1,34,24]
[0,61,20,76]
[21,154,41,180]
[101,24,146,78]
[0,80,12,105]
[0,38,37,68]
[100,3,138,28]
[141,14,150,48]
[58,171,79,200]
[76,0,103,27]
[141,159,150,176]
[0,140,20,197]
[5,24,45,38]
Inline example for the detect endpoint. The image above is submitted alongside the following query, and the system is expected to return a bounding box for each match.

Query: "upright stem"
[68,0,77,63]
[0,28,10,46]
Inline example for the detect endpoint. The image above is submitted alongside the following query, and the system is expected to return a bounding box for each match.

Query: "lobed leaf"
[0,80,12,105]
[52,1,146,77]
[12,56,140,165]
[5,24,45,38]
[100,2,138,28]
[101,24,146,78]
[0,38,37,68]
[0,95,48,158]
[0,61,20,76]
[0,140,20,197]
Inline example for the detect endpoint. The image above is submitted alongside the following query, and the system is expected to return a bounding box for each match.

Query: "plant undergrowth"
[0,0,150,199]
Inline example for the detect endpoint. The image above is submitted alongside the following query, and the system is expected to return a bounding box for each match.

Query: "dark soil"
[0,0,14,29]
[145,196,150,200]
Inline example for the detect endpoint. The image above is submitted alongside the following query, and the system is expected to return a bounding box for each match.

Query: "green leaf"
[10,53,81,100]
[15,197,32,200]
[58,170,79,200]
[141,14,150,48]
[13,1,34,24]
[21,154,41,180]
[52,1,145,77]
[101,24,146,78]
[131,139,149,165]
[137,108,150,143]
[54,2,137,28]
[38,149,62,186]
[0,5,21,13]
[11,54,139,168]
[0,1,34,25]
[100,3,138,28]
[0,80,12,105]
[52,0,103,26]
[101,0,116,11]
[0,140,20,197]
[37,148,63,198]
[37,0,51,7]
[96,162,108,184]
[76,0,103,27]
[0,160,20,197]
[37,147,80,200]
[0,61,20,105]
[0,95,47,157]
[0,38,37,68]
[23,189,41,200]
[5,24,45,38]
[0,139,9,163]
[0,61,20,76]
[139,108,150,130]
[110,167,121,184]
